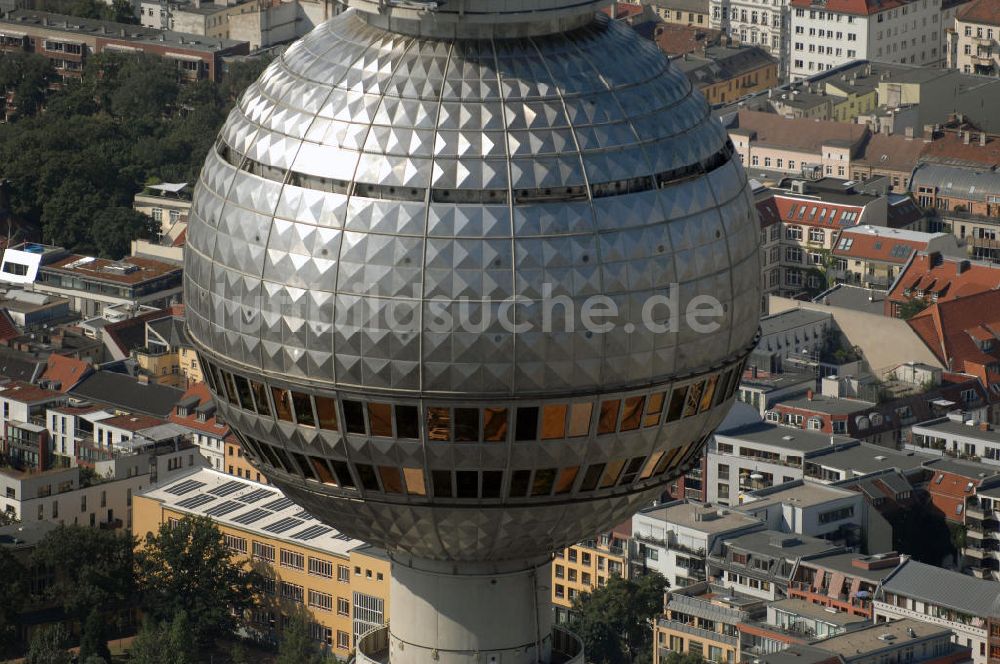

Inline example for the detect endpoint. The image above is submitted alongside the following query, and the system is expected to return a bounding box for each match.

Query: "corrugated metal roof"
[880,559,1000,617]
[910,163,1000,203]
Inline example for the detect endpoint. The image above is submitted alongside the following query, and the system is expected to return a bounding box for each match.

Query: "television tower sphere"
[184,0,760,659]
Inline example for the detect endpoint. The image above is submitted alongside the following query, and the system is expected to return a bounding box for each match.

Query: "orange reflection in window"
[402,467,426,496]
[378,466,404,494]
[568,403,593,438]
[310,457,336,485]
[427,407,450,441]
[271,387,294,422]
[620,396,645,431]
[683,381,705,418]
[483,408,508,442]
[369,403,393,437]
[598,400,620,435]
[554,466,579,494]
[541,404,568,440]
[599,459,626,488]
[644,392,666,428]
[314,396,338,431]
[639,451,663,480]
[699,375,719,413]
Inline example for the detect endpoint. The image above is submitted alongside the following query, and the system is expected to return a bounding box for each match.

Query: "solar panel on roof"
[176,494,216,510]
[232,508,272,525]
[165,479,206,496]
[291,525,332,541]
[236,488,276,504]
[209,480,244,497]
[293,509,314,520]
[204,500,242,517]
[263,497,295,511]
[262,517,303,534]
[334,533,353,542]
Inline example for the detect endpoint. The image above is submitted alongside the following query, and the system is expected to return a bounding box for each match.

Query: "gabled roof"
[957,0,1000,25]
[39,354,92,393]
[854,132,927,173]
[907,289,1000,381]
[0,379,64,405]
[168,382,229,438]
[756,197,781,229]
[887,252,1000,308]
[69,371,183,419]
[0,310,19,344]
[771,195,866,229]
[879,558,1000,618]
[653,23,722,56]
[731,109,869,154]
[100,413,168,433]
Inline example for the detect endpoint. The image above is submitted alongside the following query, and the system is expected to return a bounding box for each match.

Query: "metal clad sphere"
[184,9,761,561]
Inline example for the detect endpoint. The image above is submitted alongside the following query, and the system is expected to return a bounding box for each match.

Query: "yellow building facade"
[133,470,390,659]
[551,534,629,622]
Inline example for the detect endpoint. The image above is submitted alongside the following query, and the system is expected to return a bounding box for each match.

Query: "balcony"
[968,528,985,540]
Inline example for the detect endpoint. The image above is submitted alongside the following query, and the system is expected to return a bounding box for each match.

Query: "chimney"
[807,389,814,401]
[964,131,971,145]
[980,132,988,147]
[980,421,990,432]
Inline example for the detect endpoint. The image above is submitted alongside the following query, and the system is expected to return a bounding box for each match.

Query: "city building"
[707,529,843,600]
[830,226,963,290]
[802,440,932,483]
[850,131,930,192]
[671,44,779,105]
[786,550,903,618]
[909,413,1000,465]
[0,10,249,83]
[651,22,724,55]
[875,558,1000,664]
[788,0,946,82]
[169,0,300,50]
[0,381,67,472]
[133,468,391,653]
[68,370,183,419]
[631,501,764,588]
[131,182,190,264]
[646,0,712,25]
[552,526,631,623]
[781,618,973,664]
[948,0,1000,76]
[735,480,869,549]
[921,456,1000,523]
[131,310,201,388]
[885,252,1000,317]
[737,367,817,417]
[965,485,1000,579]
[653,582,765,664]
[752,309,832,374]
[708,0,790,79]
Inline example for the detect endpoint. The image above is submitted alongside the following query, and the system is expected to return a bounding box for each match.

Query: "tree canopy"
[568,572,668,664]
[0,546,26,658]
[0,51,270,258]
[136,515,256,647]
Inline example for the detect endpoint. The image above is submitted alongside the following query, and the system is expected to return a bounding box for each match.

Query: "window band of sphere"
[200,353,747,444]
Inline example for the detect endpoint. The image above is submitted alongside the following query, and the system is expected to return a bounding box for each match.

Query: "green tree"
[276,611,325,664]
[30,526,135,633]
[568,572,668,664]
[127,613,197,664]
[899,298,930,320]
[91,206,158,259]
[78,608,112,664]
[664,653,706,664]
[25,624,71,664]
[0,52,52,119]
[0,546,26,658]
[137,516,256,648]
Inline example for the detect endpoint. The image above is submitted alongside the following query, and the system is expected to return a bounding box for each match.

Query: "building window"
[337,631,350,649]
[309,557,334,578]
[280,581,304,603]
[224,534,247,554]
[308,589,333,612]
[337,564,350,582]
[280,549,305,570]
[338,596,350,616]
[252,541,275,563]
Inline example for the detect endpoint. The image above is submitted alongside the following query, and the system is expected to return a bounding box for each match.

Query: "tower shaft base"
[355,554,584,664]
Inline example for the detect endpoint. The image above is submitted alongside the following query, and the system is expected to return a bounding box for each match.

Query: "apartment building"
[707,529,843,600]
[46,401,113,464]
[552,528,630,623]
[735,480,868,549]
[737,368,817,416]
[672,44,780,105]
[778,619,973,664]
[631,501,764,588]
[0,10,248,83]
[647,0,713,25]
[0,381,67,471]
[134,468,391,654]
[966,485,1000,580]
[788,0,945,82]
[786,550,903,618]
[653,582,766,664]
[909,414,1000,466]
[709,0,791,79]
[830,225,962,290]
[947,0,1000,76]
[875,558,1000,664]
[885,252,1000,317]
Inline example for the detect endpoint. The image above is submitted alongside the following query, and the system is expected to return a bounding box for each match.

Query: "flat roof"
[43,255,181,286]
[716,422,857,454]
[778,394,876,416]
[797,551,901,583]
[720,529,841,560]
[636,501,764,535]
[912,417,1000,446]
[741,369,817,391]
[813,284,889,316]
[140,468,366,558]
[759,644,840,664]
[808,443,929,475]
[923,456,1000,480]
[739,481,856,511]
[759,309,831,337]
[815,618,953,658]
[768,597,869,626]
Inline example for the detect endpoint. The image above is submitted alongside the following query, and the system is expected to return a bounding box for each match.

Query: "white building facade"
[711,0,791,79]
[789,0,946,81]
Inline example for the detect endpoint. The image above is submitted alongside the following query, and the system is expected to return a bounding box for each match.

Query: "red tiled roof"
[653,23,722,56]
[600,2,645,19]
[756,197,781,229]
[771,194,866,229]
[957,0,1000,27]
[920,130,1000,168]
[171,228,187,248]
[790,0,905,15]
[908,289,1000,392]
[0,379,64,404]
[886,253,1000,308]
[0,310,19,344]
[831,227,930,264]
[100,413,167,432]
[168,382,228,438]
[854,132,927,173]
[39,354,92,393]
